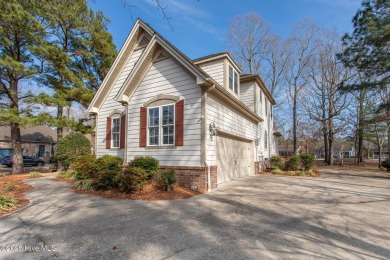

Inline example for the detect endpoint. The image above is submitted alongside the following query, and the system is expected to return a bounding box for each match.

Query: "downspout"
[202,80,215,192]
[123,104,129,165]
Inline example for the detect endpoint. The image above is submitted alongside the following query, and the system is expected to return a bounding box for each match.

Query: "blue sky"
[90,0,361,59]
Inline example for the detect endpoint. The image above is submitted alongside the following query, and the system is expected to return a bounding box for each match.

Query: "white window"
[264,130,268,149]
[265,99,268,115]
[111,117,120,148]
[148,104,175,146]
[228,65,239,94]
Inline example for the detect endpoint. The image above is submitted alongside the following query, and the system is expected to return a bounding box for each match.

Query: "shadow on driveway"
[0,171,389,259]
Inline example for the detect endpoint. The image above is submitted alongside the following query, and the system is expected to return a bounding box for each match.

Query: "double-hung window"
[228,65,239,94]
[111,117,120,148]
[148,104,174,146]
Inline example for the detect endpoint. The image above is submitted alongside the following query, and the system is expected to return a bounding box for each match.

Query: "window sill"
[145,146,177,150]
[108,148,122,151]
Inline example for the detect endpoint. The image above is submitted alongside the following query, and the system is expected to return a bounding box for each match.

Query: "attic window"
[153,51,168,63]
[136,34,150,49]
[228,65,239,95]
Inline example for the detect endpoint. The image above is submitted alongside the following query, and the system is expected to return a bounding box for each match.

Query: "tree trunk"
[357,90,365,164]
[11,123,24,174]
[293,92,297,154]
[9,79,24,174]
[56,105,64,171]
[323,121,329,164]
[328,117,334,166]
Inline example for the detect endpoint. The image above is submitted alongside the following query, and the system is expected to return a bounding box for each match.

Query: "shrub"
[118,167,149,192]
[271,168,284,175]
[381,159,390,172]
[0,195,16,210]
[300,154,314,170]
[158,169,177,191]
[287,155,301,171]
[129,156,159,179]
[75,179,96,191]
[28,171,42,178]
[95,170,119,190]
[3,183,20,192]
[56,171,73,179]
[95,155,123,172]
[55,133,91,170]
[71,155,97,180]
[270,156,283,169]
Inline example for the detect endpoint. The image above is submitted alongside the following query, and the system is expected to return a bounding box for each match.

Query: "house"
[333,141,356,158]
[87,19,278,191]
[0,125,57,161]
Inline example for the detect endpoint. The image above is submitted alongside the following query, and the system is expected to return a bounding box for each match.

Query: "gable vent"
[153,51,169,63]
[137,34,150,48]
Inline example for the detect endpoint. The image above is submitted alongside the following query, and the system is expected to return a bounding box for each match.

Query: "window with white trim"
[228,65,239,94]
[148,104,175,146]
[111,117,120,148]
[264,130,268,149]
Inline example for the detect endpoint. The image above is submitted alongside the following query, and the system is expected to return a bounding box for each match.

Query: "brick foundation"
[159,165,218,192]
[255,161,270,173]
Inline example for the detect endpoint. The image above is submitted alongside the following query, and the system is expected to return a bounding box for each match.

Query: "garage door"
[216,134,252,184]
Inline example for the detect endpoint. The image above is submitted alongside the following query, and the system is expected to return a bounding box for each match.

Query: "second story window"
[228,65,239,95]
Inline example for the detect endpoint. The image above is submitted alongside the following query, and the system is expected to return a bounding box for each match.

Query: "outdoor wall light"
[209,123,217,140]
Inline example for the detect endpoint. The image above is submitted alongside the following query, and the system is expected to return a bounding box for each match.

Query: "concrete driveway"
[1,170,390,259]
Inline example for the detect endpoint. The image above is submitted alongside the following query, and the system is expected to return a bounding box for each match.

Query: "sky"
[89,0,362,60]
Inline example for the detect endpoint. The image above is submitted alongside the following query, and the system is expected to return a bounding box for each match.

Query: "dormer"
[193,53,242,97]
[240,74,276,117]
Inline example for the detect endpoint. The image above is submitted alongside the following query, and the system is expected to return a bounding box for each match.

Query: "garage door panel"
[216,135,252,184]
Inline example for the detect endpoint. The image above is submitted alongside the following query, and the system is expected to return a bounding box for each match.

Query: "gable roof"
[240,74,276,105]
[193,52,242,74]
[0,125,57,143]
[88,19,262,123]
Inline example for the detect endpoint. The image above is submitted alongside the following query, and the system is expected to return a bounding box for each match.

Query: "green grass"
[56,171,73,179]
[3,183,20,192]
[0,195,16,210]
[75,179,96,191]
[28,171,42,178]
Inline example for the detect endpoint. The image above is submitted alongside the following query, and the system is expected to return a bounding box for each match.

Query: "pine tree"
[0,0,48,174]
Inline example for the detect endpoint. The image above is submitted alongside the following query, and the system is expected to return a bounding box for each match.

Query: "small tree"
[300,153,315,170]
[270,156,283,169]
[55,133,91,170]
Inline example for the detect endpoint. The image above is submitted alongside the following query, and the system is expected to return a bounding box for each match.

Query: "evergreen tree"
[338,0,389,110]
[0,0,48,174]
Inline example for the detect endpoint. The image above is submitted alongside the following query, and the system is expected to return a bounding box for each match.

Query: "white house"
[87,19,279,191]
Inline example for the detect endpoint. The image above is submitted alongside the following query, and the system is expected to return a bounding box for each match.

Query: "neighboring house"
[87,19,278,191]
[333,142,356,158]
[0,125,56,161]
[369,145,389,159]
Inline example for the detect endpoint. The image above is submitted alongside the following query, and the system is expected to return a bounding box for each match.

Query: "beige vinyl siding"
[96,48,145,158]
[206,93,256,165]
[126,58,202,166]
[253,82,277,159]
[198,59,224,87]
[240,81,255,111]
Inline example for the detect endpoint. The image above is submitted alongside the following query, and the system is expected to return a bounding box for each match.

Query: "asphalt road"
[1,170,390,259]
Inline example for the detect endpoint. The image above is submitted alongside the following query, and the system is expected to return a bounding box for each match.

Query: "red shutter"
[120,114,126,149]
[175,99,184,146]
[106,117,111,149]
[140,107,147,147]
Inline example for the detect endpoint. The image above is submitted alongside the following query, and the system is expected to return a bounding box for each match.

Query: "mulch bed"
[55,178,202,200]
[0,174,34,217]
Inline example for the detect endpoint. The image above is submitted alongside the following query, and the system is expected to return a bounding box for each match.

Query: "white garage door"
[216,135,252,184]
